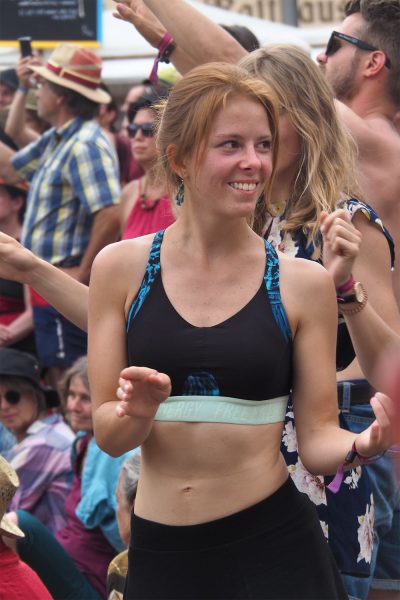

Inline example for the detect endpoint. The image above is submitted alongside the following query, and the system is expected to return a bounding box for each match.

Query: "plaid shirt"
[4,413,75,534]
[12,117,120,264]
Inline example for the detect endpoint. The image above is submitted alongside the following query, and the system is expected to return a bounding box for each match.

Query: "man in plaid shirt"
[0,45,120,382]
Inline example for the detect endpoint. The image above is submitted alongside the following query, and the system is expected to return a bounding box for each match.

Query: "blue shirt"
[12,117,120,264]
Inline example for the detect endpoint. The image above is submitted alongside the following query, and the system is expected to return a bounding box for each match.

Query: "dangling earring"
[175,180,184,206]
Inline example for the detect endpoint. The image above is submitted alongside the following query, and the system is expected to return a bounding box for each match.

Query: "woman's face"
[183,95,274,219]
[0,383,39,441]
[275,109,302,180]
[129,108,157,168]
[66,375,93,433]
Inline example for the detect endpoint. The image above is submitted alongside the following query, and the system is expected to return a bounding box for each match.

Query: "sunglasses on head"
[127,122,155,138]
[325,31,391,69]
[1,390,22,405]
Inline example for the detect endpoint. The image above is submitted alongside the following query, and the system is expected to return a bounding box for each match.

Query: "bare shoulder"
[277,253,336,331]
[91,234,157,309]
[335,100,400,156]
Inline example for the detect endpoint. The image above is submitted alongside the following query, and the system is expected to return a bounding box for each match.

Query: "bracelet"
[149,32,176,85]
[17,85,29,93]
[327,440,386,494]
[337,275,355,294]
[338,285,368,315]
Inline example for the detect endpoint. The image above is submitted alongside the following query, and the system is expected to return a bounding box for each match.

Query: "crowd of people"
[0,0,399,599]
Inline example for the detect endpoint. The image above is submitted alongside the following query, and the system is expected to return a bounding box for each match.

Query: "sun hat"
[0,456,25,539]
[29,44,111,104]
[0,348,60,408]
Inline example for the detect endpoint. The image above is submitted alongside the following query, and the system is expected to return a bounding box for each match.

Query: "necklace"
[139,195,160,211]
[139,174,161,211]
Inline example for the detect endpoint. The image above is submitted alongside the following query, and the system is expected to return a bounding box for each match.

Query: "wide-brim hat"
[30,44,111,105]
[0,456,25,539]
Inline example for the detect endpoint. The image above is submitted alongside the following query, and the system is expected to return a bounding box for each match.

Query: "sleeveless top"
[126,230,293,425]
[121,180,175,240]
[267,198,394,577]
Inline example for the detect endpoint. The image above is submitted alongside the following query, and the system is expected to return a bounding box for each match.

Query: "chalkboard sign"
[0,0,102,47]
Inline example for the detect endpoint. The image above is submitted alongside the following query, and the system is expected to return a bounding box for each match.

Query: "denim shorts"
[33,305,87,369]
[343,401,400,593]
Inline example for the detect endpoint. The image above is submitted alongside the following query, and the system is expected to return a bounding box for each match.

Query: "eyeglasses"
[0,390,22,405]
[325,31,391,69]
[127,122,155,138]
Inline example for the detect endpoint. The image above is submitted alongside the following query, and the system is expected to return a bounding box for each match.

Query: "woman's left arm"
[322,209,400,386]
[285,259,394,475]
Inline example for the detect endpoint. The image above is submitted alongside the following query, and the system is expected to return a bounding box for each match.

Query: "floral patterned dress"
[265,198,394,577]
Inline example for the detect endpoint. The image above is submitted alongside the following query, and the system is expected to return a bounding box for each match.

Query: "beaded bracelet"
[149,32,176,85]
[327,440,386,493]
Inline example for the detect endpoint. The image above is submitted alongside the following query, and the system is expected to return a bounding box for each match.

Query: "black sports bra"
[126,231,293,424]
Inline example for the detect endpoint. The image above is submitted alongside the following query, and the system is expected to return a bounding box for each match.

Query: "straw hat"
[30,44,111,105]
[0,456,25,539]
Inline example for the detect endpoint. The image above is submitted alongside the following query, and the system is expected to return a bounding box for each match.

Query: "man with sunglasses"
[0,348,74,535]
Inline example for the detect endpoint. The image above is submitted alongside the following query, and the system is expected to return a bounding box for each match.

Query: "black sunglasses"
[326,31,391,69]
[127,122,155,138]
[1,389,22,405]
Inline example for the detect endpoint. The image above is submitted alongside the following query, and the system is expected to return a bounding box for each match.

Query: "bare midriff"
[134,420,289,525]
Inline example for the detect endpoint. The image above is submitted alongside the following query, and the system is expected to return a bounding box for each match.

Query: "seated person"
[0,454,52,600]
[107,452,141,600]
[9,356,132,600]
[0,348,74,534]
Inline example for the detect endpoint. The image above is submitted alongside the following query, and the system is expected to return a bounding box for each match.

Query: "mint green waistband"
[154,395,289,425]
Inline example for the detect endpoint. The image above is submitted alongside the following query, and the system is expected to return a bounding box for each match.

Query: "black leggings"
[124,477,347,599]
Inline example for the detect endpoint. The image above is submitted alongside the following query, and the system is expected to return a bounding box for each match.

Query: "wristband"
[337,276,355,294]
[17,85,29,93]
[149,32,176,85]
[327,440,386,494]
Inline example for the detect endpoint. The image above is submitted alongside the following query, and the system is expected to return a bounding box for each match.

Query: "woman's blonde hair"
[240,45,362,250]
[155,61,280,212]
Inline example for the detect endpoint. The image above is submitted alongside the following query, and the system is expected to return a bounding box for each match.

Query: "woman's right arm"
[114,0,245,74]
[88,240,170,457]
[0,233,88,331]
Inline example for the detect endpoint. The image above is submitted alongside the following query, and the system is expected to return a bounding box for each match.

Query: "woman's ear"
[166,144,186,179]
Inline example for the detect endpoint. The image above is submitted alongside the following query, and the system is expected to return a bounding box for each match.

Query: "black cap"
[0,348,60,408]
[0,69,19,92]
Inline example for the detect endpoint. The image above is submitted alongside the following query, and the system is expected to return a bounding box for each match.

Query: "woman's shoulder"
[93,233,159,276]
[278,251,335,302]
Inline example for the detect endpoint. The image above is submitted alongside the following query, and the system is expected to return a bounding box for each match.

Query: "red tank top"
[121,179,175,240]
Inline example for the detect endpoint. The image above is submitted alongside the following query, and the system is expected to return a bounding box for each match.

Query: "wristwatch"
[337,282,368,315]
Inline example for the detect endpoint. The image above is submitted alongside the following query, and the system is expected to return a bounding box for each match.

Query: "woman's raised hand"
[116,366,171,418]
[320,209,362,288]
[112,0,166,48]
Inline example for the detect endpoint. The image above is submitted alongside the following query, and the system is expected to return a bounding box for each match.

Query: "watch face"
[354,282,364,303]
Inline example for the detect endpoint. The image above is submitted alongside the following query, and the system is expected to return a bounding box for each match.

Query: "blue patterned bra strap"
[154,394,289,424]
[126,229,165,331]
[263,240,292,342]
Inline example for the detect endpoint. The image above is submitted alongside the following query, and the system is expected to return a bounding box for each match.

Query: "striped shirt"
[12,117,120,264]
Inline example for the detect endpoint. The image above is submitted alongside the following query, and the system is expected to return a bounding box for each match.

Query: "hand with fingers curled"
[116,366,171,419]
[320,209,362,289]
[112,0,166,48]
[353,391,397,458]
[0,232,37,283]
